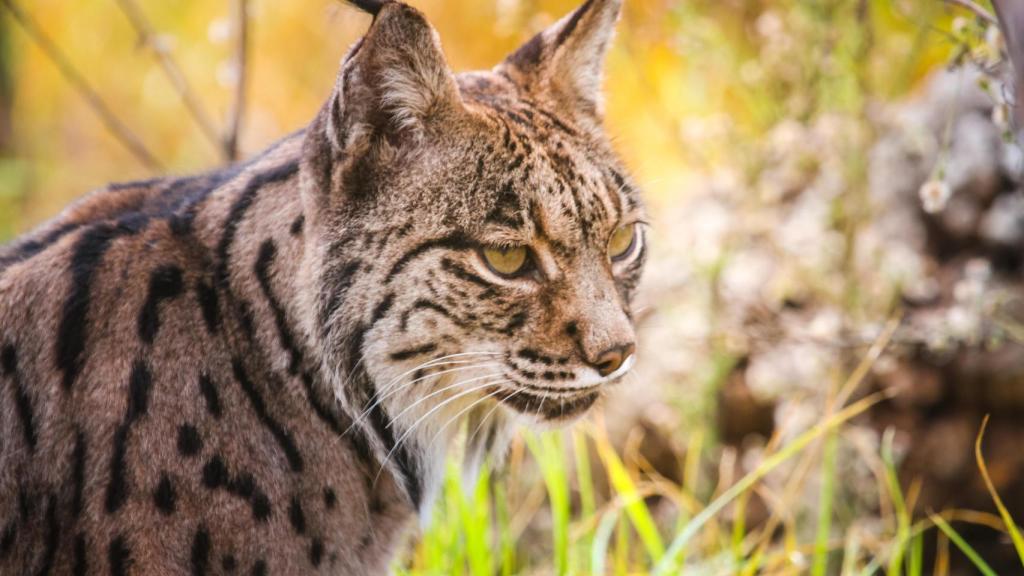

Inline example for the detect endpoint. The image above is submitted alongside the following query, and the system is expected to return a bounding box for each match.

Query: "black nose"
[591,343,635,377]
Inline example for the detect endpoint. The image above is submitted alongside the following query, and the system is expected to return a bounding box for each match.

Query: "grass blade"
[930,514,998,576]
[974,414,1024,566]
[594,428,666,564]
[653,391,889,575]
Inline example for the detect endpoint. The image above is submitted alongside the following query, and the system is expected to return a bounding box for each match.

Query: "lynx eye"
[608,224,637,261]
[482,246,530,277]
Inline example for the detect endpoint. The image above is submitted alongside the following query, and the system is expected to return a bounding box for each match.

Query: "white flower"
[918,179,951,213]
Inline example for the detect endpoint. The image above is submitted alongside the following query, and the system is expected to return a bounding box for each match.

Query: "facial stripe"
[386,234,473,283]
[440,258,490,288]
[388,343,437,361]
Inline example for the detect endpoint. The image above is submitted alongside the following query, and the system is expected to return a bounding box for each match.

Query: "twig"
[0,0,162,171]
[943,0,999,26]
[224,0,249,162]
[113,0,225,160]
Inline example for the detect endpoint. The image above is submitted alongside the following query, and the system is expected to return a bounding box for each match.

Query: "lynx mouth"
[491,386,600,421]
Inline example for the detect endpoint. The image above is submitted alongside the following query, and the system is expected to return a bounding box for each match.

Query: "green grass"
[398,347,1024,575]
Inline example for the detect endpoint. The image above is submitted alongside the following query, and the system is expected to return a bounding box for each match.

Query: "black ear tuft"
[348,0,390,16]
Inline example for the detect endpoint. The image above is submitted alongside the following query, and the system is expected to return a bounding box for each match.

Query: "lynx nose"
[591,343,635,377]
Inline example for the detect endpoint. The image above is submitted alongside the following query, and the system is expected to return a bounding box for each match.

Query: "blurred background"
[2,0,1023,574]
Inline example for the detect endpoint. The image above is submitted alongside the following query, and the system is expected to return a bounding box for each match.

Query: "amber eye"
[482,246,529,277]
[608,224,637,261]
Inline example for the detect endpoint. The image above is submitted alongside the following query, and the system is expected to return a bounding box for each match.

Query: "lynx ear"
[326,1,463,150]
[498,0,622,118]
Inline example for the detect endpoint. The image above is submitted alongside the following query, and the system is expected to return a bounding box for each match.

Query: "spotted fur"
[0,0,644,573]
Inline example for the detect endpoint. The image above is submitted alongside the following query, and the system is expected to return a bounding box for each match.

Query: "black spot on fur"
[109,535,132,576]
[323,487,337,509]
[198,372,223,419]
[71,430,86,518]
[73,534,87,576]
[154,474,177,515]
[138,265,184,344]
[105,425,131,514]
[251,491,272,522]
[503,311,528,334]
[192,525,211,576]
[310,538,324,568]
[202,455,273,522]
[0,520,15,559]
[195,280,220,334]
[177,424,203,457]
[106,360,153,513]
[2,344,37,452]
[36,496,60,576]
[290,214,305,236]
[232,359,304,472]
[288,496,306,535]
[17,488,33,523]
[251,559,267,576]
[57,218,147,390]
[202,456,229,489]
[222,555,237,572]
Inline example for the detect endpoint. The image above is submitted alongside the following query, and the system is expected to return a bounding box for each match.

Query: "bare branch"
[992,0,1024,126]
[0,0,162,170]
[224,0,249,162]
[113,0,226,161]
[942,0,999,26]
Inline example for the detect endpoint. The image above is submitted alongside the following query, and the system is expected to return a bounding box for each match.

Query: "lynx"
[0,0,645,573]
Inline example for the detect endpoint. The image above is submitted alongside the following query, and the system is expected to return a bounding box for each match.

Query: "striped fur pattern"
[0,0,644,573]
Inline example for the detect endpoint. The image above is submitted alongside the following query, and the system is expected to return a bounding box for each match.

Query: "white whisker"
[374,379,503,487]
[385,372,502,429]
[346,361,503,436]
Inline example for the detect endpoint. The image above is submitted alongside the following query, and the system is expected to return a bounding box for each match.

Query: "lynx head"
[298,0,644,478]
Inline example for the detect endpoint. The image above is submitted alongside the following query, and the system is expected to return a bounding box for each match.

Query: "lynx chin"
[0,0,646,573]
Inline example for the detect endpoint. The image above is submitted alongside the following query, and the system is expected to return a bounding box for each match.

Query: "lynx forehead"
[0,0,644,573]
